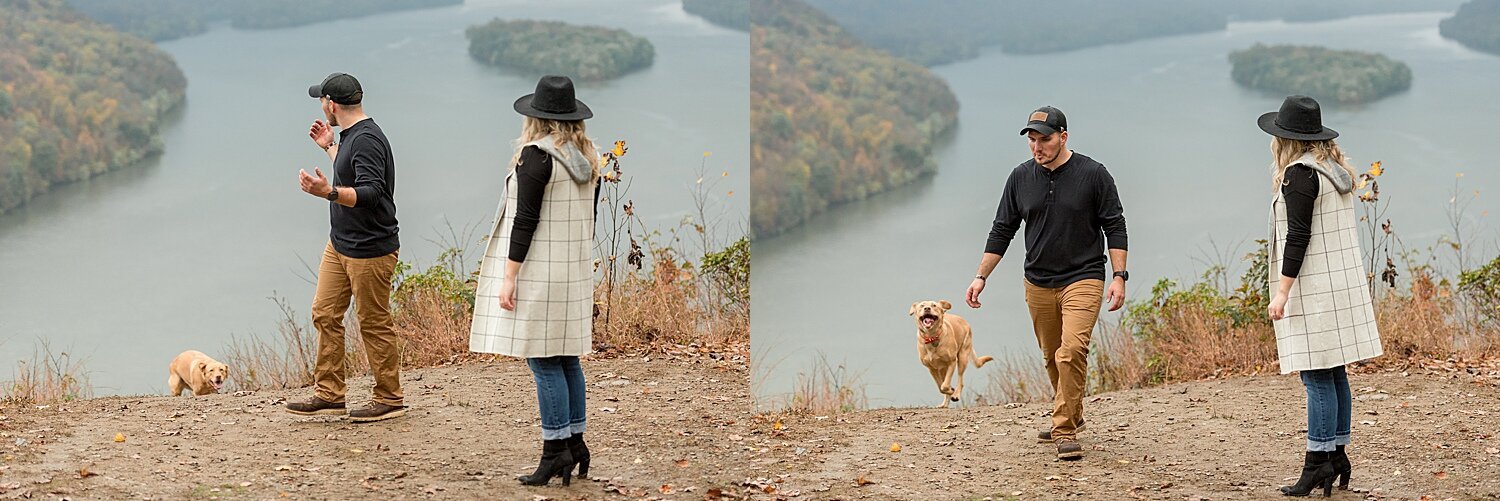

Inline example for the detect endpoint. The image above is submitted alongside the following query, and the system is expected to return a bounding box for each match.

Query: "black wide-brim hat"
[514,75,592,121]
[1258,95,1338,141]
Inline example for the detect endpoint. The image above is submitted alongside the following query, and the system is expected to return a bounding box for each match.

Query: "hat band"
[532,100,576,114]
[1276,117,1321,134]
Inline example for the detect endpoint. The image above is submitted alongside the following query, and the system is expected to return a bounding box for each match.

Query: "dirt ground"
[754,360,1500,500]
[2,357,1498,500]
[0,347,766,500]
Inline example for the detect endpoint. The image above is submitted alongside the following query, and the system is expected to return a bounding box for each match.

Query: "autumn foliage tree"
[749,0,957,237]
[0,0,186,214]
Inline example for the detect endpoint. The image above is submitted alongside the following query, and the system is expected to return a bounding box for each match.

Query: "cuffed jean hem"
[1306,439,1338,452]
[569,421,586,435]
[1335,434,1351,446]
[541,426,572,441]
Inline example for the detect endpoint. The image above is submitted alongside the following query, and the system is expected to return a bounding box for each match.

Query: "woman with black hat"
[469,75,602,487]
[1259,95,1384,496]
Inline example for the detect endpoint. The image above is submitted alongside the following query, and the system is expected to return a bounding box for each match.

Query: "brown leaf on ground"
[79,467,98,478]
[1433,471,1448,479]
[854,475,874,486]
[676,459,691,468]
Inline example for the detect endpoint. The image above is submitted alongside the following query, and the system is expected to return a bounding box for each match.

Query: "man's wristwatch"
[975,275,987,281]
[324,186,340,201]
[1113,270,1129,281]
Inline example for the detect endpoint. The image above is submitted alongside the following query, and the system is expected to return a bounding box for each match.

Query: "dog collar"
[919,333,940,345]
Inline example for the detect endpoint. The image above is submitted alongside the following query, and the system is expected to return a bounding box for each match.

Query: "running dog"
[909,300,993,407]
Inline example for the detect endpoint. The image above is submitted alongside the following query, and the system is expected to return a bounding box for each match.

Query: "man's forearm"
[327,185,357,208]
[1109,249,1127,274]
[976,252,1002,279]
[323,143,339,161]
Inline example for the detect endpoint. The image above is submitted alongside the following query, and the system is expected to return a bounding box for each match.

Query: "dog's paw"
[939,386,953,395]
[949,395,960,402]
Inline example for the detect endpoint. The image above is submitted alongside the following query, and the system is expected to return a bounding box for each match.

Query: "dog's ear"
[194,360,207,374]
[909,302,919,316]
[939,299,952,311]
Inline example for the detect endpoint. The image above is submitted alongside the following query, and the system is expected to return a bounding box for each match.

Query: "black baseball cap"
[307,72,363,105]
[1019,105,1067,136]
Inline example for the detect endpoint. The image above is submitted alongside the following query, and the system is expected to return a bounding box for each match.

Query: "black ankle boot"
[1280,450,1337,497]
[517,439,576,487]
[1332,445,1351,489]
[567,433,591,478]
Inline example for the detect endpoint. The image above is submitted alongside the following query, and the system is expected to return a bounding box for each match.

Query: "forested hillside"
[750,0,957,237]
[0,0,186,214]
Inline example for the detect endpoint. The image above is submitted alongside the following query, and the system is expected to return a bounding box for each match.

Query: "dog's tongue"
[921,317,935,327]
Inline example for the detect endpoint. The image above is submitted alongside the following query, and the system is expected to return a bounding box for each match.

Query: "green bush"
[702,236,750,308]
[1459,255,1500,325]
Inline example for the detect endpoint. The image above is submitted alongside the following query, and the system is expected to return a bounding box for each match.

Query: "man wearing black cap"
[286,72,406,423]
[964,105,1129,460]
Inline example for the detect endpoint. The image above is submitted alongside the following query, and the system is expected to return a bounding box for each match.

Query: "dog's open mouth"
[919,313,938,328]
[212,379,224,390]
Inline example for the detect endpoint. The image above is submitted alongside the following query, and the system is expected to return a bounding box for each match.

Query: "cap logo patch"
[1030,111,1049,122]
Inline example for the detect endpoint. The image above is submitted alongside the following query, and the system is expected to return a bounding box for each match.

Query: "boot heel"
[578,457,590,477]
[1336,470,1349,489]
[561,469,572,486]
[1321,478,1333,497]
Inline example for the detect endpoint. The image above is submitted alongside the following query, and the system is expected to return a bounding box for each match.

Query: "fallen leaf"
[890,443,901,453]
[675,459,690,468]
[763,485,776,494]
[706,487,724,498]
[660,484,674,494]
[274,465,293,471]
[1434,471,1449,480]
[773,419,784,431]
[79,467,98,478]
[113,433,125,443]
[854,475,874,486]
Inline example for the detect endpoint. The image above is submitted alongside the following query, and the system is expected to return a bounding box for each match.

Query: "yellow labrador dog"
[910,300,993,407]
[168,350,229,396]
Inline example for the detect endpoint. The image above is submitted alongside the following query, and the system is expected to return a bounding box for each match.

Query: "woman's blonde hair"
[511,116,600,181]
[1270,136,1353,191]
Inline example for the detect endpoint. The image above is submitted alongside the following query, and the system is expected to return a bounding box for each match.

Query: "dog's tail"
[971,346,994,368]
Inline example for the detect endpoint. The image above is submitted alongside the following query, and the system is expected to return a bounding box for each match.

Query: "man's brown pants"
[311,242,403,406]
[1023,278,1103,442]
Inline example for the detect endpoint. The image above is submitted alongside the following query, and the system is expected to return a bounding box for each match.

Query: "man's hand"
[299,168,331,198]
[965,277,986,308]
[1105,277,1126,312]
[309,120,334,150]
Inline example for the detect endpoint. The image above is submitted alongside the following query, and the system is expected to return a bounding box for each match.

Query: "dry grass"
[2,341,91,404]
[221,296,320,392]
[980,353,1053,404]
[781,353,867,415]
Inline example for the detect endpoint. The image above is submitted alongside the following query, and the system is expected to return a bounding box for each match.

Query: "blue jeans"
[527,356,586,441]
[1300,365,1352,452]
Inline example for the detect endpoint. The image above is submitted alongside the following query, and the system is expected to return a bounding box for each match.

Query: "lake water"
[753,12,1500,409]
[0,0,748,396]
